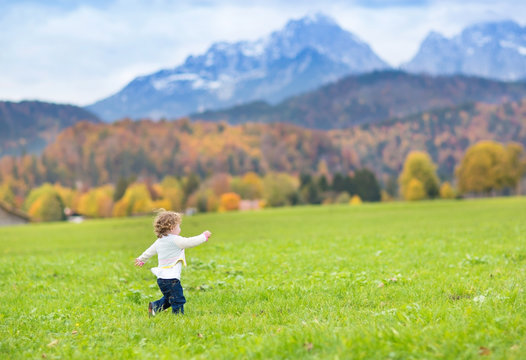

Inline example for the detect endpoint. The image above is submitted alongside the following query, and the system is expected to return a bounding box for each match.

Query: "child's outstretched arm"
[173,231,211,249]
[135,242,157,267]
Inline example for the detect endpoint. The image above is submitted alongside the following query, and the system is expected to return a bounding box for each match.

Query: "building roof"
[0,200,31,221]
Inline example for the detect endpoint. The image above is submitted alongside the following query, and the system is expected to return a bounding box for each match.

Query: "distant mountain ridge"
[9,98,524,189]
[0,101,100,157]
[190,70,526,129]
[87,13,389,121]
[403,20,526,81]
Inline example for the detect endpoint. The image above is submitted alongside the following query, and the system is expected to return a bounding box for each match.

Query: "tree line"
[0,140,523,222]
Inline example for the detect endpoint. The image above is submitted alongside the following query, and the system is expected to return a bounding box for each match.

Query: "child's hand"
[203,231,212,241]
[135,258,145,267]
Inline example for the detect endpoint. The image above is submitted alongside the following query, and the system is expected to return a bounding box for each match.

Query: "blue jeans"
[152,278,186,314]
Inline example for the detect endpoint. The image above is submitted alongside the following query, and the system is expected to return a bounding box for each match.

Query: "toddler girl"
[135,209,211,315]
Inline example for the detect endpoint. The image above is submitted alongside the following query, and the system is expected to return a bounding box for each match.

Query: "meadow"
[0,197,525,359]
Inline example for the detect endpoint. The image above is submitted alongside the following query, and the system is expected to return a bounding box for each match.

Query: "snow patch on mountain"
[87,12,389,121]
[403,20,526,81]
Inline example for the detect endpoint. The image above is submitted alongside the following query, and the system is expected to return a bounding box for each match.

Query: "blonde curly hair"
[153,209,182,238]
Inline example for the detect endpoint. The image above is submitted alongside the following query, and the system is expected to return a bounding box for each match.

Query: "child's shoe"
[148,302,156,317]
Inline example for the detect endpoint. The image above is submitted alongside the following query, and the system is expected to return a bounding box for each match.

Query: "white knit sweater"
[137,233,207,279]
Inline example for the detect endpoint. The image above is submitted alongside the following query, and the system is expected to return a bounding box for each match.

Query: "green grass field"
[1,198,525,359]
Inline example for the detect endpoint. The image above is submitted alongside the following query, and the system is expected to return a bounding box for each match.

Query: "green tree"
[183,173,200,204]
[114,176,135,202]
[263,173,298,207]
[353,169,381,202]
[300,181,322,204]
[331,173,345,192]
[317,175,329,192]
[503,142,525,192]
[385,175,398,198]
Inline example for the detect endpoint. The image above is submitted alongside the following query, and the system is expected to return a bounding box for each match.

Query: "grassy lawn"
[0,197,525,359]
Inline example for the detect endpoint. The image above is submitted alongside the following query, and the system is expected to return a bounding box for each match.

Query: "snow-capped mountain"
[403,20,526,81]
[87,13,390,121]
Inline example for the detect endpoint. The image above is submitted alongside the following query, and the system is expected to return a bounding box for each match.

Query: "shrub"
[220,192,241,211]
[349,195,362,205]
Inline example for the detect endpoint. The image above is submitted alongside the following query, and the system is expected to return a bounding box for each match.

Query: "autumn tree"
[54,184,79,211]
[114,177,134,202]
[23,183,65,221]
[78,185,114,218]
[0,182,15,206]
[456,141,524,194]
[399,151,439,200]
[439,182,456,199]
[262,173,298,207]
[349,194,362,205]
[112,183,153,217]
[220,192,241,211]
[405,178,426,201]
[230,172,263,199]
[186,188,218,213]
[160,176,184,211]
[207,173,232,197]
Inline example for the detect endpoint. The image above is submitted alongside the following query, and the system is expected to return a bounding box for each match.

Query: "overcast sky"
[1,0,525,106]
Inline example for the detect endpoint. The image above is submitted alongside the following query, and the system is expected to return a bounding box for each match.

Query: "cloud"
[353,0,431,8]
[0,0,525,105]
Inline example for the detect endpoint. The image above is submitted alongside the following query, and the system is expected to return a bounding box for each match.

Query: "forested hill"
[3,99,525,189]
[191,71,526,129]
[0,100,101,157]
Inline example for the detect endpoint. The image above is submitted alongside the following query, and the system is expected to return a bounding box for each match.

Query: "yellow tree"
[456,141,508,194]
[439,182,456,199]
[78,185,114,218]
[405,178,426,201]
[112,183,152,217]
[24,183,65,221]
[399,151,439,200]
[349,194,362,205]
[160,176,183,211]
[0,182,15,206]
[231,172,263,199]
[54,184,79,211]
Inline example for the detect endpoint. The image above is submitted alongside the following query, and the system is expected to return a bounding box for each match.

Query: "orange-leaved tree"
[219,192,241,211]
